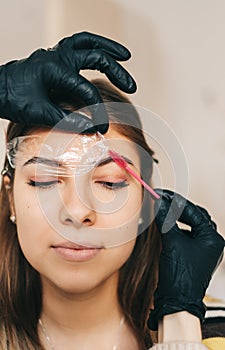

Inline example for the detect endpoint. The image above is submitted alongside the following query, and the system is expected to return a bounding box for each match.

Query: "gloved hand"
[148,189,225,330]
[0,31,136,134]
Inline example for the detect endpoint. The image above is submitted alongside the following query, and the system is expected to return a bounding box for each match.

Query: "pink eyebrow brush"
[108,150,160,200]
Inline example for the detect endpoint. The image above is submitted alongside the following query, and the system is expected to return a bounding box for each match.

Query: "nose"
[59,178,96,228]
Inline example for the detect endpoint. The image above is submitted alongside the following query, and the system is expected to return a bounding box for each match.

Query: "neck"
[40,271,122,331]
[39,272,139,349]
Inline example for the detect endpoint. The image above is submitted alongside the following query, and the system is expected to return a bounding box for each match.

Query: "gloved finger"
[154,189,224,244]
[57,31,132,61]
[56,75,109,134]
[53,112,98,134]
[63,49,136,93]
[24,101,98,134]
[153,189,186,234]
[179,201,221,239]
[154,188,180,203]
[43,67,109,133]
[154,189,207,233]
[195,205,217,231]
[154,188,208,234]
[19,101,67,125]
[43,65,103,105]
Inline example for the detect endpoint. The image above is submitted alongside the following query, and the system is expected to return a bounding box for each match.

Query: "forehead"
[25,126,141,168]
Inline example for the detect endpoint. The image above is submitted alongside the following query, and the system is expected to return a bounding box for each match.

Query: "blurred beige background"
[0,0,224,299]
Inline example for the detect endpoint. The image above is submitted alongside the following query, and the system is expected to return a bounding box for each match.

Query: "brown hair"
[0,79,160,349]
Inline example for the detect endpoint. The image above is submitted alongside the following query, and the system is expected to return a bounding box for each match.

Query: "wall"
[0,0,224,299]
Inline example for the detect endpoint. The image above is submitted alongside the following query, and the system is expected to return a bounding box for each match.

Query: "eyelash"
[95,180,128,190]
[26,180,129,191]
[27,179,60,190]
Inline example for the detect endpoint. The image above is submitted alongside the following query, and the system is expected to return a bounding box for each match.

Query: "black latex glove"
[0,31,137,134]
[148,189,225,331]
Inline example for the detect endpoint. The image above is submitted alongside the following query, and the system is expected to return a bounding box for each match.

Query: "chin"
[43,269,118,296]
[53,279,109,296]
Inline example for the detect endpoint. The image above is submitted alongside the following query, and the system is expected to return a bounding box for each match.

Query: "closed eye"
[27,179,60,190]
[95,180,129,190]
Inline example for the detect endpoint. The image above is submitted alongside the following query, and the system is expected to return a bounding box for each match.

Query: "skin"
[6,125,142,350]
[4,125,202,348]
[158,312,202,343]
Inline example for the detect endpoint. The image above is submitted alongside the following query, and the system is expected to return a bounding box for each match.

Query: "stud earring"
[1,167,11,177]
[138,217,144,225]
[10,215,16,224]
[1,168,8,176]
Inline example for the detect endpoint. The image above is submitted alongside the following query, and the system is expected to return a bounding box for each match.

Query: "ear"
[3,175,15,217]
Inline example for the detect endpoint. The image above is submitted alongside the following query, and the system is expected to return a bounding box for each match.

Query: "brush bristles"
[108,150,127,168]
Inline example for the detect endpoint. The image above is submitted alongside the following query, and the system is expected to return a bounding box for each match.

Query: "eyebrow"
[23,155,134,168]
[23,157,65,168]
[97,156,134,167]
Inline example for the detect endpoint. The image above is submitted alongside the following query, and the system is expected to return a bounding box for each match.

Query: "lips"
[52,241,103,250]
[52,241,103,262]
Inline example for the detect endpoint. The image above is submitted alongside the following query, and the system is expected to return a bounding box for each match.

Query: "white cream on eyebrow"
[22,154,134,179]
[7,132,109,175]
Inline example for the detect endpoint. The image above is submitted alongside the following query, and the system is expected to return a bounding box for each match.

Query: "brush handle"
[125,165,160,199]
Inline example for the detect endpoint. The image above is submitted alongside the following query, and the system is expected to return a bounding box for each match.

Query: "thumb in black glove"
[148,189,225,330]
[0,31,137,134]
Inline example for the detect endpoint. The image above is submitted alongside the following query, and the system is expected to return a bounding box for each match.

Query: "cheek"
[98,182,142,222]
[95,183,142,245]
[13,175,50,260]
[108,240,136,267]
[14,177,41,232]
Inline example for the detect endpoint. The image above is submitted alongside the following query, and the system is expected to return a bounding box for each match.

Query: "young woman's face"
[12,126,143,294]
